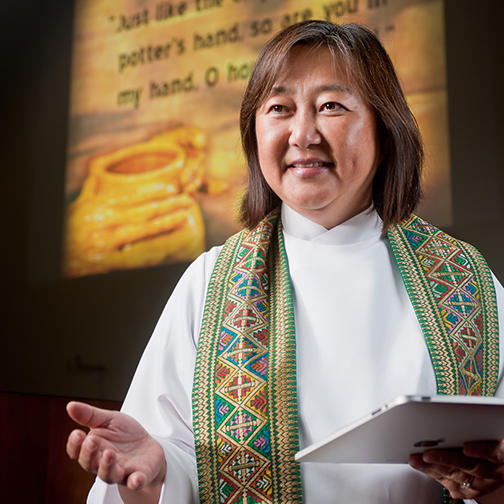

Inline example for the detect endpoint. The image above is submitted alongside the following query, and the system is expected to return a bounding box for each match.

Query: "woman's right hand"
[66,401,166,503]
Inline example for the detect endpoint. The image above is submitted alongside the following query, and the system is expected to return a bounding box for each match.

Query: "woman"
[67,21,504,504]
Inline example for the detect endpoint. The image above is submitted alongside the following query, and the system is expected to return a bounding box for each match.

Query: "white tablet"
[295,395,504,464]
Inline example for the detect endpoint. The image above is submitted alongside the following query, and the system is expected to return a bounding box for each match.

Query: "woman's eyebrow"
[269,85,288,96]
[268,83,353,97]
[316,83,353,94]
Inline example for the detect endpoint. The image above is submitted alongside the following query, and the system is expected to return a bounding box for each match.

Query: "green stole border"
[193,211,499,504]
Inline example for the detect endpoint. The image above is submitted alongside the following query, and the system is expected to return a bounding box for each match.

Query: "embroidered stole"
[388,215,499,504]
[192,211,499,504]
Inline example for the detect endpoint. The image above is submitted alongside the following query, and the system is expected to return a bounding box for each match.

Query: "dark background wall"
[2,0,503,402]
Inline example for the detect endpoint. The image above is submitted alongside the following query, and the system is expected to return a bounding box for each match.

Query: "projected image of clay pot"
[80,142,186,205]
[64,126,213,277]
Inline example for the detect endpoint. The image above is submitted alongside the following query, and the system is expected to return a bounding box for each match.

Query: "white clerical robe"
[88,205,504,504]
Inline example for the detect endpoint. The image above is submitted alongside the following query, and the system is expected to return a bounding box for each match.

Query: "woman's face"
[255,46,380,228]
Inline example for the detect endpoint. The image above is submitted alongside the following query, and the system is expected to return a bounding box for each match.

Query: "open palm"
[66,401,165,491]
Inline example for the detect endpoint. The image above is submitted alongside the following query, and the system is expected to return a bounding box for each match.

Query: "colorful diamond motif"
[249,426,271,457]
[246,384,268,415]
[429,280,450,300]
[217,474,239,504]
[231,307,264,330]
[223,408,261,443]
[463,280,479,297]
[225,299,238,316]
[224,449,263,483]
[215,361,232,387]
[248,327,269,347]
[405,229,426,247]
[446,292,477,317]
[223,337,263,366]
[250,467,273,496]
[237,277,262,299]
[217,434,237,465]
[219,329,238,352]
[441,309,460,329]
[433,263,468,286]
[215,396,234,425]
[219,370,259,403]
[422,237,456,258]
[453,251,470,268]
[246,354,269,379]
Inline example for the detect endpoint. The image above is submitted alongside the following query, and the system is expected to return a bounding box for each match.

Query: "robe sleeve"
[87,246,221,504]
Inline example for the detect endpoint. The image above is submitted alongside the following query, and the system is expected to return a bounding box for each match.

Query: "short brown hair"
[239,20,423,230]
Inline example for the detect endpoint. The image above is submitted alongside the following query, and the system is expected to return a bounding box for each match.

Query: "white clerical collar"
[281,203,383,246]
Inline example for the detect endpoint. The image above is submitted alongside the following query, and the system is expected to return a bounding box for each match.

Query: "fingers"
[409,453,461,482]
[464,441,504,465]
[77,433,101,474]
[66,429,86,460]
[74,437,128,485]
[409,452,479,499]
[66,428,103,474]
[66,401,115,429]
[97,449,125,484]
[96,450,148,490]
[126,471,148,491]
[68,433,131,486]
[423,449,500,479]
[410,452,471,483]
[409,449,504,500]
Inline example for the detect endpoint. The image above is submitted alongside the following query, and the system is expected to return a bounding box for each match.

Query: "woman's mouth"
[287,160,334,178]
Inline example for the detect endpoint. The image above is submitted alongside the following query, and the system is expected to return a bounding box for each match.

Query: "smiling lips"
[287,159,334,178]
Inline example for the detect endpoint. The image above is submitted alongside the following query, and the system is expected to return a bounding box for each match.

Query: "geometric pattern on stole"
[193,210,302,504]
[388,214,500,504]
[388,214,499,397]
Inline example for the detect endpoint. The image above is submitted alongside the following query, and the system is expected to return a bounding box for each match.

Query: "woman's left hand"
[409,440,504,502]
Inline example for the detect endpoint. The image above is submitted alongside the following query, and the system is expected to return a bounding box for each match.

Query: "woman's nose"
[289,111,321,148]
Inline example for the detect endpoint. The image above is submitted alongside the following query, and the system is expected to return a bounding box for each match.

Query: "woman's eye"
[321,102,345,112]
[269,104,287,113]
